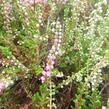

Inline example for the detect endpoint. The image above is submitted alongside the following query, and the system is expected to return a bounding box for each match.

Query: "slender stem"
[50,77,52,109]
[75,95,82,109]
[99,82,109,95]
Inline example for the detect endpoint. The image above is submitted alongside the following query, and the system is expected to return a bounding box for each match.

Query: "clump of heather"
[0,0,109,109]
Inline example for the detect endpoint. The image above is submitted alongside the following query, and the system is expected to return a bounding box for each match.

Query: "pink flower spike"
[46,71,51,77]
[45,65,51,70]
[40,76,45,83]
[42,71,51,77]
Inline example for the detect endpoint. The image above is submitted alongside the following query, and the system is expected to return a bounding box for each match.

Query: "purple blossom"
[40,71,51,83]
[40,76,45,83]
[45,65,51,70]
[42,71,51,77]
[45,64,54,70]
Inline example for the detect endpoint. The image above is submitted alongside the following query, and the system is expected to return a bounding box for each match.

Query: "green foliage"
[107,98,109,108]
[32,84,49,108]
[0,47,12,57]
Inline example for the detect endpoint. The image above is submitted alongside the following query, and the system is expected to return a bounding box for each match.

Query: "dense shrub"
[0,0,109,109]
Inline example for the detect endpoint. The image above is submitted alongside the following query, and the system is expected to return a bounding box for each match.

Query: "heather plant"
[0,0,109,109]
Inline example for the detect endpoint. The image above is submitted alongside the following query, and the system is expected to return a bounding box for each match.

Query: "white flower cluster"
[33,35,48,41]
[0,77,14,88]
[50,20,63,56]
[9,55,30,73]
[0,77,14,94]
[55,0,68,4]
[73,0,91,17]
[88,37,104,60]
[2,0,13,35]
[1,55,30,74]
[86,58,109,90]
